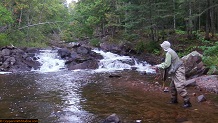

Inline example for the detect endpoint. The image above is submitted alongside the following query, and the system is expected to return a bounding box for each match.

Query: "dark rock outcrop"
[57,45,103,70]
[0,46,40,72]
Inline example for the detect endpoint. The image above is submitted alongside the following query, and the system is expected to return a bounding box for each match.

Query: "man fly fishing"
[152,41,192,108]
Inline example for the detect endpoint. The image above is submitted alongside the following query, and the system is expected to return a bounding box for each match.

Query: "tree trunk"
[210,0,215,37]
[205,0,210,40]
[186,0,193,39]
[173,0,176,29]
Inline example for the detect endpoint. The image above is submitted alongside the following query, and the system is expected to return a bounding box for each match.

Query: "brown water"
[0,70,218,123]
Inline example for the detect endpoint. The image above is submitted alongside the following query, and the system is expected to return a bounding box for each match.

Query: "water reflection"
[0,71,218,123]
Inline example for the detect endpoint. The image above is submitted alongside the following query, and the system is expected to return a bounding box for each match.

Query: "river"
[0,50,218,123]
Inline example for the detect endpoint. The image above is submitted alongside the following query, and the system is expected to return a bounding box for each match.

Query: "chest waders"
[167,49,192,108]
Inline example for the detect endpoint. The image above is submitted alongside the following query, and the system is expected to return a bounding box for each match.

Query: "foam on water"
[93,49,155,73]
[34,50,66,73]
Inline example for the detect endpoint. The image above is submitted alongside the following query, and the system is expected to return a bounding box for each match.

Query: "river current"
[0,50,218,123]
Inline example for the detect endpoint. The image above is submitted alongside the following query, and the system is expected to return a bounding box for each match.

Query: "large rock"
[67,59,99,70]
[57,48,71,59]
[57,45,103,70]
[100,42,122,54]
[185,75,218,93]
[0,46,41,72]
[182,51,209,79]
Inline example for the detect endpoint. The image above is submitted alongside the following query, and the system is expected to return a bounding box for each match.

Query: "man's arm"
[156,52,171,69]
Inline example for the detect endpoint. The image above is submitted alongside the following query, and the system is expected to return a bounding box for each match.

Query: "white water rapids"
[33,50,66,73]
[93,49,155,73]
[33,49,155,73]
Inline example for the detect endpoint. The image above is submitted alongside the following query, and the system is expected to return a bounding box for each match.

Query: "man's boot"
[169,98,178,104]
[183,100,192,108]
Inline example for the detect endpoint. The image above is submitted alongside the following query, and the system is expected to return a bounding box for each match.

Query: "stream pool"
[0,70,218,123]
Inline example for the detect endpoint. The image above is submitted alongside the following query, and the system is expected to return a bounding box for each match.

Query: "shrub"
[0,33,10,46]
[144,41,160,54]
[202,42,218,69]
[90,38,100,47]
[135,41,145,53]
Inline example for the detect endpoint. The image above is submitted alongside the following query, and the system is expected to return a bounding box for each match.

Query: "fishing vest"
[167,48,183,74]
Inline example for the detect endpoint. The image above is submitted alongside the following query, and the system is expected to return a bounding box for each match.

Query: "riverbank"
[101,71,218,123]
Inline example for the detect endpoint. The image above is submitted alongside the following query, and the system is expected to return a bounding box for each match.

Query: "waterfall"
[33,49,155,73]
[93,49,155,73]
[34,50,66,73]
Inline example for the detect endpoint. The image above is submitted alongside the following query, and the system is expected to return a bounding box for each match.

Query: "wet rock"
[131,66,138,70]
[67,42,81,48]
[197,95,206,102]
[1,48,11,56]
[76,46,90,54]
[57,45,103,70]
[21,57,40,70]
[0,46,41,72]
[57,48,71,59]
[1,57,16,69]
[103,113,121,123]
[109,74,121,78]
[67,60,98,70]
[100,42,121,54]
[90,50,103,58]
[23,47,40,54]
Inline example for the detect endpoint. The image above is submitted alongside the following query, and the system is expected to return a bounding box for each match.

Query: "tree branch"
[199,4,218,16]
[18,21,65,30]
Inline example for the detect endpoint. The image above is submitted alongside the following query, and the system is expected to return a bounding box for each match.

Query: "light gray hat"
[160,41,171,51]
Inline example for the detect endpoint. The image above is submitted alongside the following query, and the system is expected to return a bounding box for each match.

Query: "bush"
[135,41,145,53]
[203,42,218,56]
[90,38,100,47]
[144,41,160,54]
[0,33,10,46]
[123,33,139,41]
[202,42,218,69]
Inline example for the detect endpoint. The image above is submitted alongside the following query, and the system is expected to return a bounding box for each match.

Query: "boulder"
[182,51,209,79]
[76,46,90,54]
[57,48,71,59]
[1,48,11,56]
[103,113,121,123]
[185,75,218,93]
[100,42,122,54]
[67,60,98,70]
[0,46,41,72]
[57,45,103,70]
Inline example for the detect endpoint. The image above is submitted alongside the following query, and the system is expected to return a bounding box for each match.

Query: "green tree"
[1,0,69,47]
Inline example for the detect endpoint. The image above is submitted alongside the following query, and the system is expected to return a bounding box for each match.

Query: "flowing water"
[0,50,218,123]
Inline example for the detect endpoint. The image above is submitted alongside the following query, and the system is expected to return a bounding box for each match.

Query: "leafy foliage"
[202,42,218,68]
[90,38,100,47]
[0,33,11,47]
[0,0,69,47]
[0,4,13,26]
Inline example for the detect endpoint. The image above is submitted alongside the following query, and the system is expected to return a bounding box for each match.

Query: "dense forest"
[0,0,218,69]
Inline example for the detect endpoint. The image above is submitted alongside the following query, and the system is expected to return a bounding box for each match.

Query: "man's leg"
[172,65,192,108]
[169,81,178,104]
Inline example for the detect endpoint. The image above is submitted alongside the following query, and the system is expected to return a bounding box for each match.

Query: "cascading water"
[34,49,155,73]
[34,49,66,73]
[93,49,155,73]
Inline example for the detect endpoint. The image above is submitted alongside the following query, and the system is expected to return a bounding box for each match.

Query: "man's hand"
[150,65,157,69]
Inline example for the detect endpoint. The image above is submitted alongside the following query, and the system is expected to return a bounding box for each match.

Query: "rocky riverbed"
[0,43,217,95]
